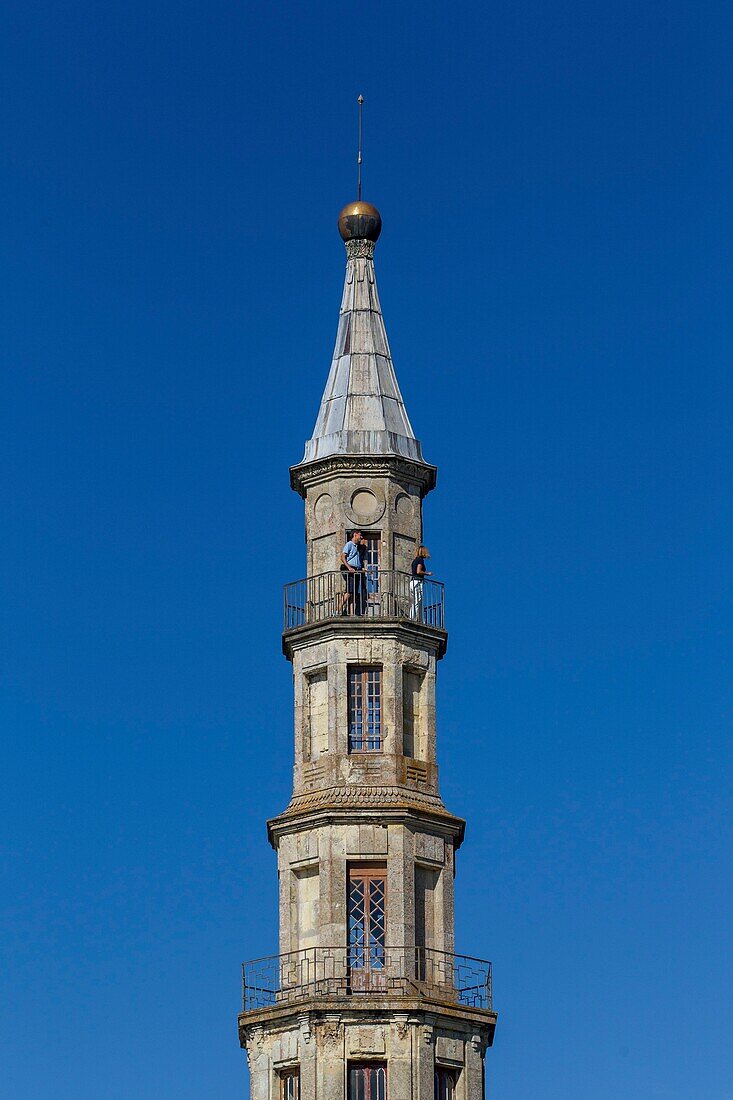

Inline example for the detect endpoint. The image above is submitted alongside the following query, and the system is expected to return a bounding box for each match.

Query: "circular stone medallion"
[346,487,385,526]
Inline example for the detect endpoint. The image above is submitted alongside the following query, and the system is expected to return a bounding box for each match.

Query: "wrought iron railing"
[283,570,445,632]
[241,946,491,1012]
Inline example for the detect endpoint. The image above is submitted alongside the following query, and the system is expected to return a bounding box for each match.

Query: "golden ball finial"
[338,201,382,243]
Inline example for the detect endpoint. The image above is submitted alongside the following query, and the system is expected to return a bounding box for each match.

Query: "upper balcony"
[283,570,445,634]
[241,946,492,1016]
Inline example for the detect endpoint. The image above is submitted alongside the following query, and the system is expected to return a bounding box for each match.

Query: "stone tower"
[239,199,496,1100]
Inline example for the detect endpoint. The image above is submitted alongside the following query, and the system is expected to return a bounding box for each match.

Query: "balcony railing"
[284,570,445,632]
[241,946,491,1013]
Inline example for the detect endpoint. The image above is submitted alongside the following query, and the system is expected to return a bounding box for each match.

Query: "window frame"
[345,529,380,571]
[345,529,381,598]
[279,1067,299,1100]
[347,863,387,985]
[434,1066,458,1100]
[348,1061,387,1099]
[347,665,383,753]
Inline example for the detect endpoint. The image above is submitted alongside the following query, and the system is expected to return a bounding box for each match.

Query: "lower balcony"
[241,946,492,1013]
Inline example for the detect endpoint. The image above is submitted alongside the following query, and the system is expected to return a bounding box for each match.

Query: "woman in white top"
[410,545,432,621]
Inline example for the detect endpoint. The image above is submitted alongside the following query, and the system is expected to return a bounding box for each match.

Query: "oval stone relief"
[314,493,334,526]
[395,492,413,521]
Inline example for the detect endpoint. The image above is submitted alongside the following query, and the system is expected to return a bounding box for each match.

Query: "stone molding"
[239,1002,496,1049]
[240,1024,266,1069]
[471,1033,486,1055]
[298,1012,312,1044]
[282,615,447,660]
[290,454,437,499]
[348,1024,386,1055]
[298,756,440,800]
[436,1034,465,1065]
[281,783,447,814]
[267,796,466,849]
[394,1014,410,1041]
[315,1016,343,1051]
[345,239,376,260]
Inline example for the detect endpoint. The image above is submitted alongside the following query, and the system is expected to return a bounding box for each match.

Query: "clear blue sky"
[1,2,730,1098]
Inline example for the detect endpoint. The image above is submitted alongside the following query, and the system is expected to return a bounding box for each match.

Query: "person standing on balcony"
[410,545,432,621]
[340,530,366,615]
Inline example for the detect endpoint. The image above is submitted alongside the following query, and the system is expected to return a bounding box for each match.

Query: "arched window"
[280,1068,299,1100]
[348,1062,386,1100]
[434,1067,457,1100]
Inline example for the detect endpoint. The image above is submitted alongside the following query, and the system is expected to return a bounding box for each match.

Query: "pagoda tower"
[239,198,497,1099]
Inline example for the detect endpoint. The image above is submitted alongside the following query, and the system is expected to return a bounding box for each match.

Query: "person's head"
[416,545,430,559]
[351,530,363,544]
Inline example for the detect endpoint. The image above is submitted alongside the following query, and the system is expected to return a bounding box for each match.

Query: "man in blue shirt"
[340,530,366,615]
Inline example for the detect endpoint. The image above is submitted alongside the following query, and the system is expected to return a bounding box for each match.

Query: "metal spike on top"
[338,95,382,244]
[357,94,364,200]
[303,101,422,466]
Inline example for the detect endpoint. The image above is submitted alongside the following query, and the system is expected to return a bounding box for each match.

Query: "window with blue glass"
[348,666,382,752]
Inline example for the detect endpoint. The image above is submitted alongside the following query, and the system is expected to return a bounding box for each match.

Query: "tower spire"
[293,192,434,476]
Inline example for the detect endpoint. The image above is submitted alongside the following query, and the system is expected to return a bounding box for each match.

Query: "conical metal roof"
[299,232,425,465]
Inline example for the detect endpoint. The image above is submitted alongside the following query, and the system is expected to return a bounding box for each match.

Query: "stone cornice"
[289,453,437,499]
[267,796,466,850]
[282,615,447,660]
[239,1000,497,1046]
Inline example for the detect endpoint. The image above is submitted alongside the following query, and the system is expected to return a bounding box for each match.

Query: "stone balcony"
[241,946,492,1015]
[283,570,445,633]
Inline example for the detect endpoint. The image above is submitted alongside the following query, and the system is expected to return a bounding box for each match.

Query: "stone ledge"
[238,998,497,1049]
[267,799,466,849]
[282,615,447,660]
[290,454,438,499]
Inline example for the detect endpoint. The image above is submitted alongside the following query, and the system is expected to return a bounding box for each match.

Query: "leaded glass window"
[348,666,382,752]
[348,866,386,974]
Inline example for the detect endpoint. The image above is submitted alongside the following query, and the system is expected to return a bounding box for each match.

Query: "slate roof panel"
[299,243,426,465]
